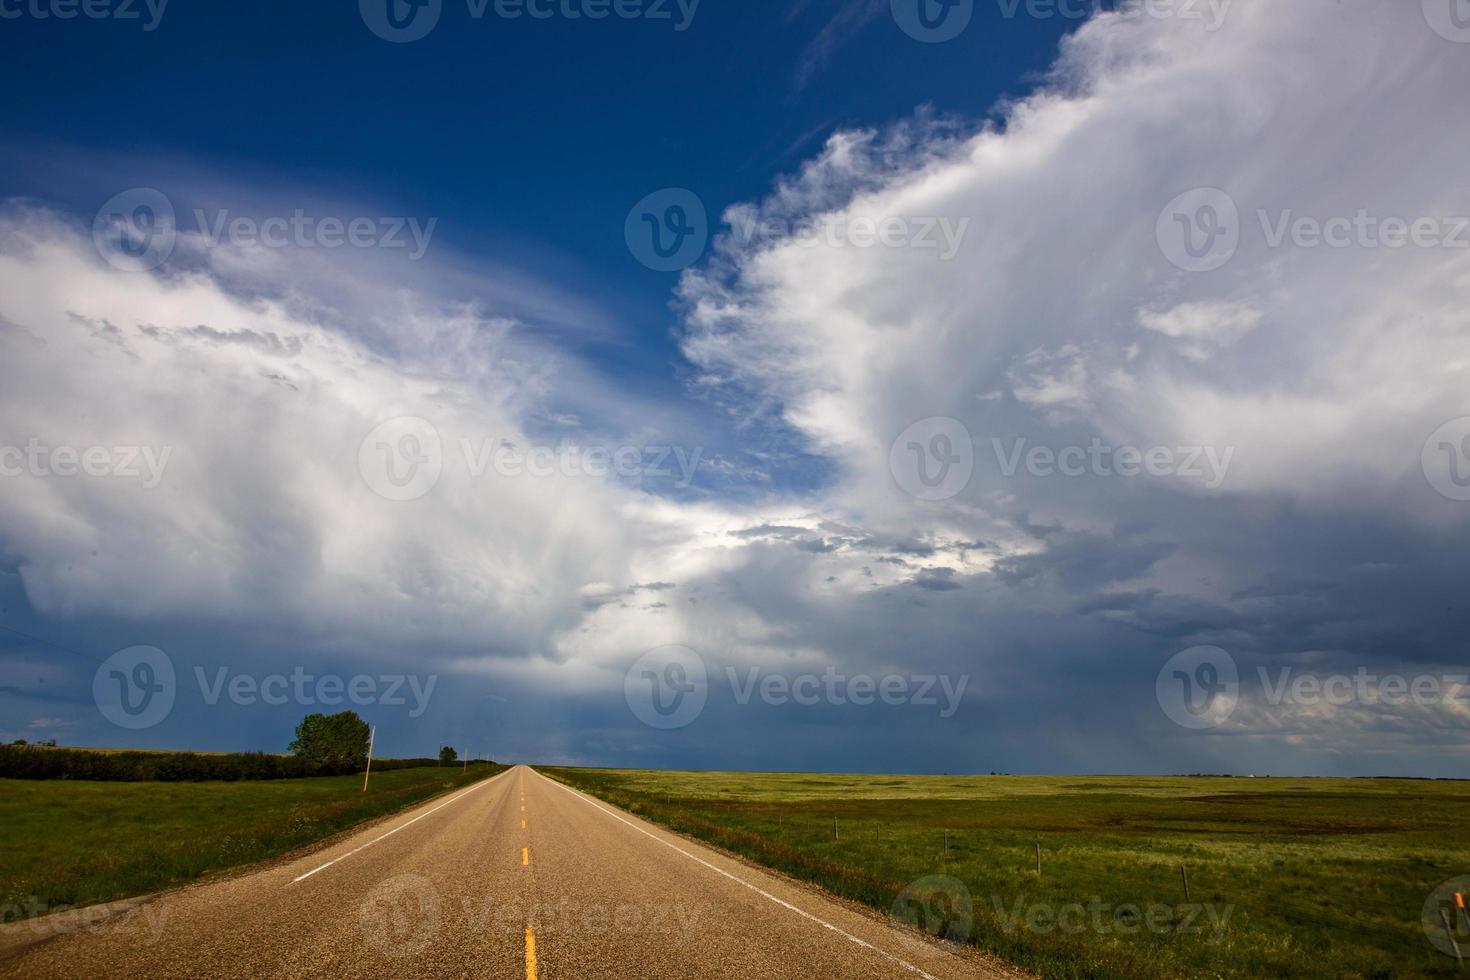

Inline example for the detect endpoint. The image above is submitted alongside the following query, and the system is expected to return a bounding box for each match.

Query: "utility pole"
[362,726,376,793]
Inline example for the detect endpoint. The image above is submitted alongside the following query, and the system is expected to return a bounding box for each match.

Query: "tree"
[438,745,457,766]
[289,711,370,771]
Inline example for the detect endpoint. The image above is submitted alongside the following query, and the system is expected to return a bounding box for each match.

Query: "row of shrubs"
[0,743,495,782]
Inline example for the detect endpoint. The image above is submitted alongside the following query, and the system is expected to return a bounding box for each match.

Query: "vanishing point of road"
[0,766,1024,979]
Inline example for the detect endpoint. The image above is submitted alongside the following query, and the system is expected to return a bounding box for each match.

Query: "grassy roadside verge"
[540,767,1470,979]
[0,763,507,921]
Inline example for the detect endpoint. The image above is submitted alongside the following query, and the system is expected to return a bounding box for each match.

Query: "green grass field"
[540,768,1470,979]
[0,763,506,922]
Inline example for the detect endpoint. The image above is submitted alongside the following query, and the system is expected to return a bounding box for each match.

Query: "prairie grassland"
[541,767,1470,979]
[0,763,506,921]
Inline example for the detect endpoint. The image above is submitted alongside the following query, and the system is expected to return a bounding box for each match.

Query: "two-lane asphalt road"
[0,766,1020,978]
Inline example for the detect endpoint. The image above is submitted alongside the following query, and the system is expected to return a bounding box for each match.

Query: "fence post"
[1440,909,1464,965]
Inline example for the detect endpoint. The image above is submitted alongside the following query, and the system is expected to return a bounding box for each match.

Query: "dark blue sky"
[1,0,1069,373]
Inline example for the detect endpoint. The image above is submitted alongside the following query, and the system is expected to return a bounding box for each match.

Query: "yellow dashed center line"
[521,773,537,980]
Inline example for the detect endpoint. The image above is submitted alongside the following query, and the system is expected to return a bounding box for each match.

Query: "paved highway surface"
[0,766,1023,978]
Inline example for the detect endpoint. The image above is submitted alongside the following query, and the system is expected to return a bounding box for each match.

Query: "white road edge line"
[536,770,943,980]
[288,767,513,885]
